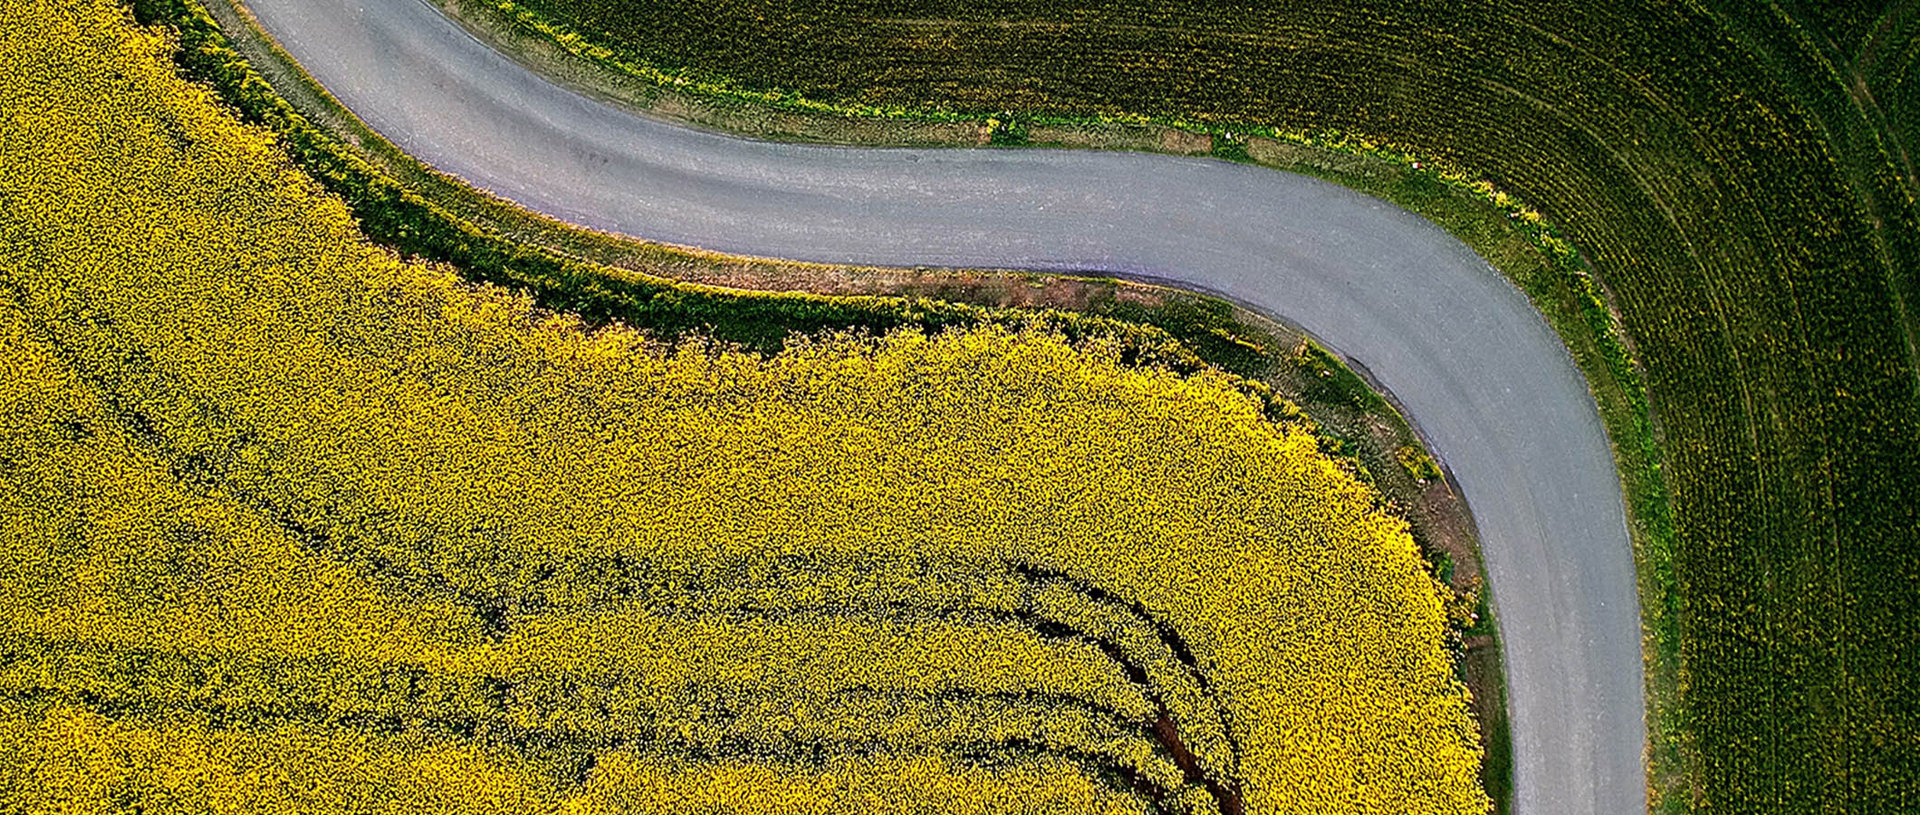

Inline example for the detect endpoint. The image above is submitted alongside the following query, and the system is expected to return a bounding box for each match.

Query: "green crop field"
[473,0,1920,811]
[0,2,1492,813]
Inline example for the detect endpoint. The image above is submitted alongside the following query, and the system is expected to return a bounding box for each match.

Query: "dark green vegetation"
[483,0,1920,811]
[132,0,1313,399]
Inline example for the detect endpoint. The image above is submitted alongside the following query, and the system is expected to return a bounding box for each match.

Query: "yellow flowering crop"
[0,2,1486,813]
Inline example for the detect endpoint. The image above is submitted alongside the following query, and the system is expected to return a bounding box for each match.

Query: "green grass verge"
[133,0,1335,408]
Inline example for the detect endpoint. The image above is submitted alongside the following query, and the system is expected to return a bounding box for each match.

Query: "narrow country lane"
[238,1,1648,813]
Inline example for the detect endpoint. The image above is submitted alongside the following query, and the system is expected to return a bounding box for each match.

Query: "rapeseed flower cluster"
[0,2,1486,813]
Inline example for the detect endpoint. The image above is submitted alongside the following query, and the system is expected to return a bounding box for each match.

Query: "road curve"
[240,1,1646,812]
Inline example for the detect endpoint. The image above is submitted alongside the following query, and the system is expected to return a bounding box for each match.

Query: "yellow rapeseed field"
[0,2,1486,813]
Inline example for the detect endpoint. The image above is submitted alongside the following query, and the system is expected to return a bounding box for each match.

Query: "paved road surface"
[240,1,1647,812]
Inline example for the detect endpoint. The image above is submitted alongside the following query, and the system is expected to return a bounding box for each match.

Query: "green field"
[473,0,1920,811]
[0,2,1496,813]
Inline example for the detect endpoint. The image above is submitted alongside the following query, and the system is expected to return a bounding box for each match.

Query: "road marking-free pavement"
[239,1,1648,812]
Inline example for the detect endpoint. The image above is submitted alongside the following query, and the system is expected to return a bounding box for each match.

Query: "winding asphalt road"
[239,1,1646,812]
